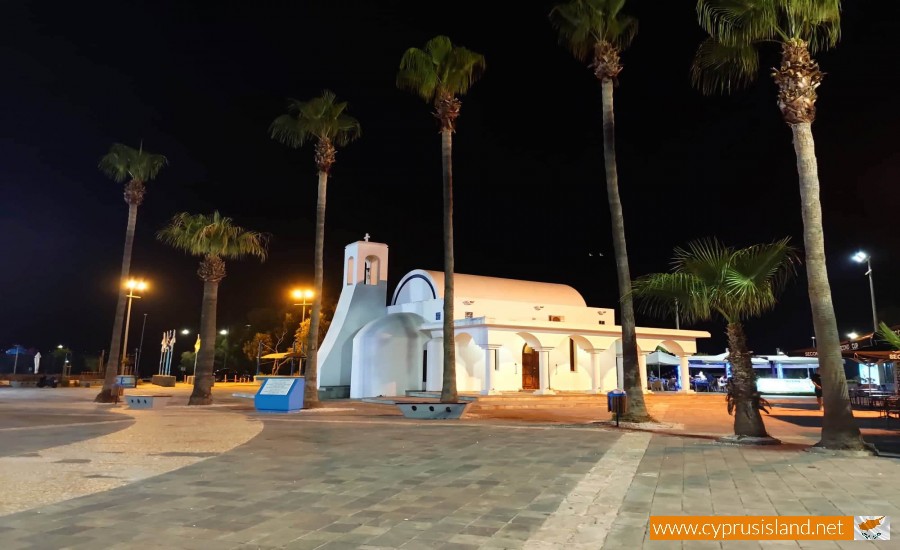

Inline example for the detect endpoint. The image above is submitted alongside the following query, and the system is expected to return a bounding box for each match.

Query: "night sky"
[2,0,899,365]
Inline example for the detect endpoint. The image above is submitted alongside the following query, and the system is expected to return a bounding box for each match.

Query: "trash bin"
[607,389,628,427]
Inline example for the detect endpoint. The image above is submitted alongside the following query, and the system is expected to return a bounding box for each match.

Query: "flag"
[194,335,201,353]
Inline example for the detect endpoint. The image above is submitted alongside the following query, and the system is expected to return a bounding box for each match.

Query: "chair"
[882,396,900,419]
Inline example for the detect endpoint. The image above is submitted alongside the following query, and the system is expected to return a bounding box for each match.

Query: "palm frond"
[690,37,760,95]
[631,272,713,325]
[637,236,797,326]
[611,14,639,50]
[397,36,485,102]
[786,0,841,51]
[98,143,133,183]
[424,35,453,65]
[157,211,269,261]
[442,47,486,96]
[269,112,308,148]
[878,321,900,350]
[99,143,167,183]
[550,0,639,59]
[397,47,439,102]
[698,0,780,45]
[270,91,361,149]
[674,237,732,284]
[549,1,595,60]
[727,237,799,298]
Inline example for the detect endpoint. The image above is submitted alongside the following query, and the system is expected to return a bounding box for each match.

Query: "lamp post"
[852,251,878,339]
[57,344,70,377]
[292,289,314,322]
[121,279,148,375]
[219,329,229,373]
[135,313,148,380]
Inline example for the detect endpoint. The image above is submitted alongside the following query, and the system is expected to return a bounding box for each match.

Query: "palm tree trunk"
[95,202,138,403]
[600,79,649,421]
[304,170,328,407]
[440,128,458,403]
[726,322,769,438]
[190,278,219,406]
[792,123,866,450]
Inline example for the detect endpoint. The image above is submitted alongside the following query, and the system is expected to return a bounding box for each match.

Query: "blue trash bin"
[607,389,628,426]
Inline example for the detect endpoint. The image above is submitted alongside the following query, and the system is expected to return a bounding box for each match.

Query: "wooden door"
[522,345,539,390]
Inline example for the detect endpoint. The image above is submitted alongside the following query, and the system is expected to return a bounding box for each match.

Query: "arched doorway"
[522,344,539,390]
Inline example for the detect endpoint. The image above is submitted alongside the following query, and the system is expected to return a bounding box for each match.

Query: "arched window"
[364,256,380,285]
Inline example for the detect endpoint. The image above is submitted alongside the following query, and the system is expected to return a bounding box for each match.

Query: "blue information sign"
[254,377,305,411]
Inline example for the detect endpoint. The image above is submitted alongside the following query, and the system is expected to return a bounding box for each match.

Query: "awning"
[646,351,680,366]
[260,352,305,360]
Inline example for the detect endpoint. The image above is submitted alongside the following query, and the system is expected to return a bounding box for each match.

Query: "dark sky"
[2,0,899,363]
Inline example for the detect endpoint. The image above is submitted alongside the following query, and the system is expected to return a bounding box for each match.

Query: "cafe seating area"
[850,385,900,419]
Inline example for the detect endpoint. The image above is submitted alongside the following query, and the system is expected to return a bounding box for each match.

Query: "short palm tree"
[157,212,268,405]
[549,0,650,420]
[691,0,865,450]
[270,90,361,408]
[878,322,900,350]
[397,36,485,404]
[95,143,167,403]
[632,238,799,441]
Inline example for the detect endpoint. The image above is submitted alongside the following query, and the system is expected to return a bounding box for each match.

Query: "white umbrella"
[34,352,41,374]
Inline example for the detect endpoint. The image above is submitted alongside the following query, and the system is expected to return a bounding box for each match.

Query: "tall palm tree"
[270,91,361,408]
[95,143,167,403]
[397,36,485,404]
[157,212,268,405]
[549,0,650,420]
[692,0,865,450]
[632,238,799,441]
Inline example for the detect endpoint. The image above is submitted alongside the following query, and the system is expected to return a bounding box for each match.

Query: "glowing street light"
[219,329,228,335]
[181,328,191,335]
[292,288,315,322]
[121,279,148,375]
[852,251,878,338]
[847,332,859,340]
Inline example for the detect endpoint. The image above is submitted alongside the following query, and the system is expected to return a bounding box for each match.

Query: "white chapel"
[316,239,711,398]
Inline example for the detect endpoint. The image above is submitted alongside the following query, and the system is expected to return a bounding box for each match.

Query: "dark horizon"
[2,1,899,367]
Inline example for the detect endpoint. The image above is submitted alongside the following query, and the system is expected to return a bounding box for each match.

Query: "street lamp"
[292,289,315,322]
[181,328,190,335]
[121,279,148,375]
[219,329,228,335]
[848,332,859,340]
[852,251,878,338]
[57,345,70,377]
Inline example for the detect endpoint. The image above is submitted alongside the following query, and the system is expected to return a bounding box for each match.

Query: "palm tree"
[157,212,268,405]
[691,0,865,450]
[549,1,650,420]
[95,143,167,403]
[270,91,361,408]
[878,322,900,350]
[397,36,486,404]
[632,238,799,441]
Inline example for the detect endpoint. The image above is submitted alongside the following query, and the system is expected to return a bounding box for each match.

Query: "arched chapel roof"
[391,269,586,307]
